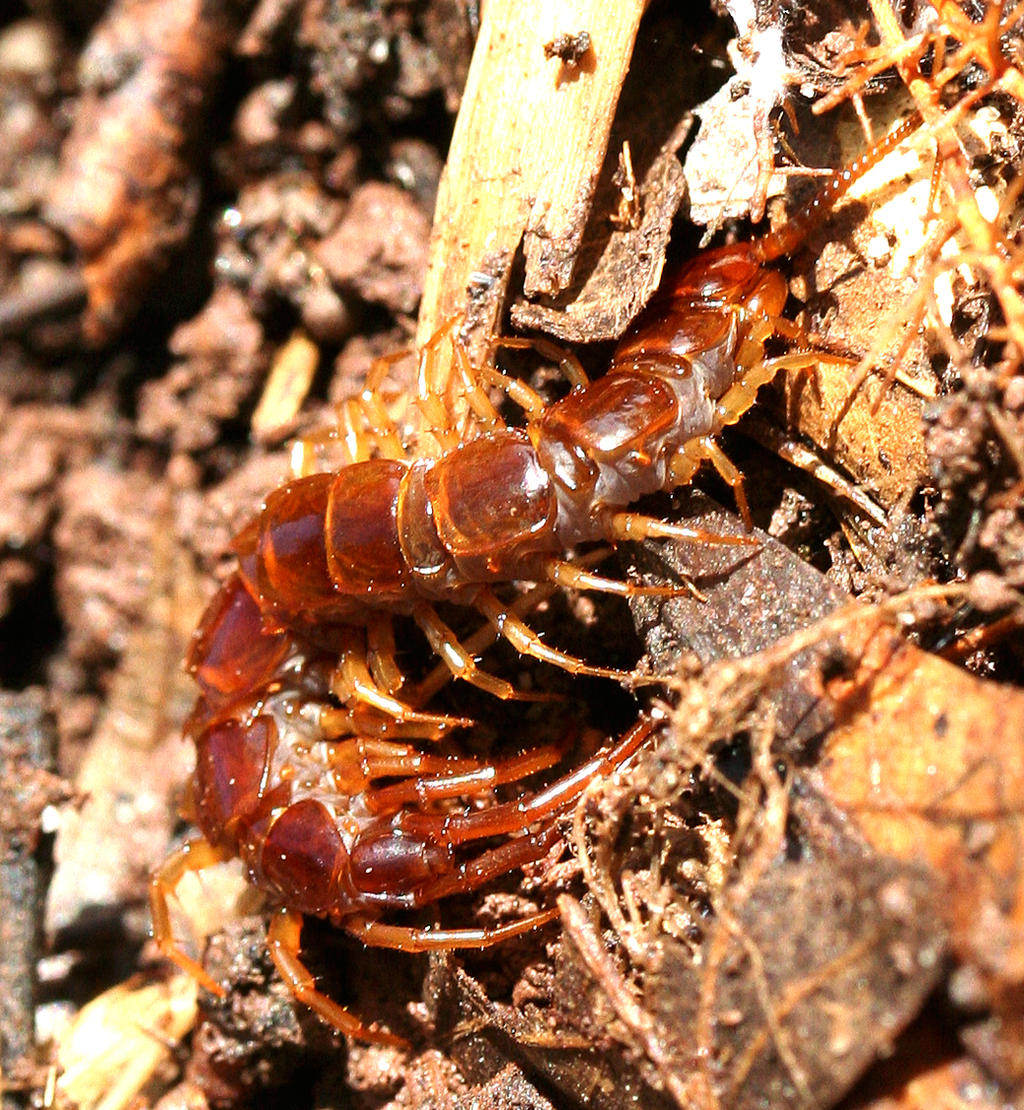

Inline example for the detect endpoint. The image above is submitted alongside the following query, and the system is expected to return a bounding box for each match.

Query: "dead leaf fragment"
[57,974,198,1110]
[817,624,1024,1081]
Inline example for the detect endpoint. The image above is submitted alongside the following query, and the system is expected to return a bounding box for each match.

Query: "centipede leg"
[472,587,636,682]
[415,313,463,396]
[293,387,407,475]
[338,394,406,463]
[479,366,547,419]
[327,736,486,794]
[450,332,504,430]
[149,838,232,995]
[366,614,405,696]
[713,350,824,428]
[489,333,590,388]
[267,908,408,1046]
[363,739,566,813]
[362,316,467,452]
[542,558,695,598]
[333,631,474,731]
[363,317,458,394]
[703,440,753,527]
[329,735,561,798]
[604,509,759,547]
[409,581,560,706]
[347,906,561,952]
[408,823,566,906]
[344,828,565,951]
[416,316,473,451]
[416,391,461,452]
[336,399,373,464]
[433,333,578,444]
[667,435,753,528]
[400,713,658,847]
[319,703,458,742]
[412,602,557,702]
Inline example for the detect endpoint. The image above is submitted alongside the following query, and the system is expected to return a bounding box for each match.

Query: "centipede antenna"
[754,110,923,263]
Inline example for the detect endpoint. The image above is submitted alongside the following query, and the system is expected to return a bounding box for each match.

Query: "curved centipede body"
[152,112,922,1043]
[152,570,657,1042]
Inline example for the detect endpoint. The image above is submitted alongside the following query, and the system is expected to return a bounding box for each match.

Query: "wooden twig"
[417,0,646,364]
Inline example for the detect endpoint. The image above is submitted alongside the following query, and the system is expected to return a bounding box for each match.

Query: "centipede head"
[665,243,790,317]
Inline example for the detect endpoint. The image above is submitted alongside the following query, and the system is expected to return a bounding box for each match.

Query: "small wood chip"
[250,331,320,444]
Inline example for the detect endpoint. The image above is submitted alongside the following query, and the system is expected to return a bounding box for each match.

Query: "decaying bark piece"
[0,690,65,1103]
[640,816,944,1109]
[417,0,646,358]
[47,495,204,942]
[509,4,699,345]
[43,0,239,344]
